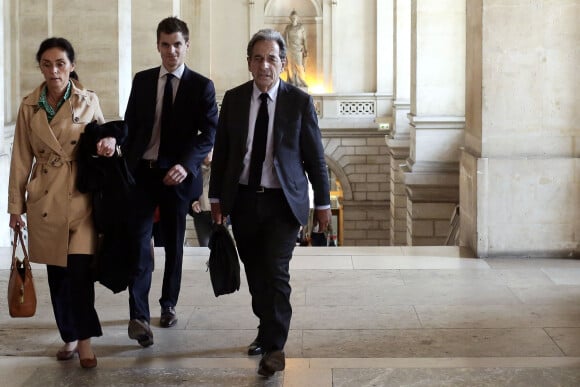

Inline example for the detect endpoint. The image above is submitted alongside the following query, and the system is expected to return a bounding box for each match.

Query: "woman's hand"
[96,136,117,157]
[9,214,25,230]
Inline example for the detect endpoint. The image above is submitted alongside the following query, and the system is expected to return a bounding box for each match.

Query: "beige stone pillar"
[0,0,5,145]
[52,0,126,117]
[322,0,339,92]
[0,0,8,246]
[248,0,266,41]
[376,0,394,105]
[117,0,132,117]
[461,0,579,258]
[404,0,465,245]
[387,0,411,245]
[183,0,212,77]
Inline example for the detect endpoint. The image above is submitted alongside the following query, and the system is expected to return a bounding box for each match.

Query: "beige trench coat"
[8,80,105,267]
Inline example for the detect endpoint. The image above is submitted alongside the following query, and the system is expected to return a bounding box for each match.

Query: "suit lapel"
[239,82,253,155]
[143,68,160,125]
[273,81,291,152]
[175,66,191,104]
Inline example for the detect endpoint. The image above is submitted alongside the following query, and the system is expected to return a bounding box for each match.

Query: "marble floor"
[1,245,580,386]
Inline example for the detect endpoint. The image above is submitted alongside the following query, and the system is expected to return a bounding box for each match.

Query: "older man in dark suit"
[209,29,331,377]
[122,17,217,347]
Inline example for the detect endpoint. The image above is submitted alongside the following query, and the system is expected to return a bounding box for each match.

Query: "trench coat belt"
[36,154,74,168]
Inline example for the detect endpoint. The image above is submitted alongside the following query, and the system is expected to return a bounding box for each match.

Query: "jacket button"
[43,169,48,173]
[45,190,48,194]
[42,213,47,217]
[39,149,45,154]
[74,117,79,123]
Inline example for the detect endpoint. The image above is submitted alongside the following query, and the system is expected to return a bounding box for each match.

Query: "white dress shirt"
[238,81,281,189]
[143,64,185,160]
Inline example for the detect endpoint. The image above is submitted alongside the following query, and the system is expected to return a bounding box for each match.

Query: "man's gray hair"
[247,29,287,60]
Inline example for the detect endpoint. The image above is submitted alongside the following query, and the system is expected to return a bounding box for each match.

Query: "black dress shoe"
[247,338,264,356]
[128,319,154,347]
[160,306,178,328]
[258,350,285,377]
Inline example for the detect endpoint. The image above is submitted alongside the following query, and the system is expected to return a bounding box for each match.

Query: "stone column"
[461,0,579,258]
[183,0,212,77]
[51,1,123,116]
[0,0,5,149]
[248,0,266,42]
[325,0,340,92]
[0,0,8,247]
[117,0,132,117]
[387,0,411,245]
[404,0,465,245]
[376,0,393,107]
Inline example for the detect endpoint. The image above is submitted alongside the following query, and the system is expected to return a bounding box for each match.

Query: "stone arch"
[324,155,353,201]
[264,0,322,17]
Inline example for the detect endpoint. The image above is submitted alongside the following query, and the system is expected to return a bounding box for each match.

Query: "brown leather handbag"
[7,227,37,317]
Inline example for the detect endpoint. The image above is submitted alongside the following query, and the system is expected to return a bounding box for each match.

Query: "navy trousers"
[230,186,300,352]
[128,164,191,322]
[47,254,102,343]
[192,211,213,247]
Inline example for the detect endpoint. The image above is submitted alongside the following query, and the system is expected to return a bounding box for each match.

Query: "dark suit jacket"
[76,120,134,293]
[122,65,218,201]
[209,80,330,226]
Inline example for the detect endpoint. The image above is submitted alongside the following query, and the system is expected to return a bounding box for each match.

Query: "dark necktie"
[161,73,174,132]
[248,93,269,188]
[158,73,174,164]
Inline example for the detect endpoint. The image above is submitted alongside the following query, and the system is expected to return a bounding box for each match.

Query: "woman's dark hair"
[36,37,79,80]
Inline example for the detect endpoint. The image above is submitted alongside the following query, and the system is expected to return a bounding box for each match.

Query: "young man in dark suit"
[209,29,331,377]
[122,17,217,347]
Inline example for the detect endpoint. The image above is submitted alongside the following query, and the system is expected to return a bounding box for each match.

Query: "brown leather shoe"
[258,350,285,377]
[56,345,78,361]
[79,354,97,369]
[128,319,154,347]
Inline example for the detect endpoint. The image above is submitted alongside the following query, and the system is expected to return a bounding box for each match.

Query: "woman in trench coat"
[7,37,117,369]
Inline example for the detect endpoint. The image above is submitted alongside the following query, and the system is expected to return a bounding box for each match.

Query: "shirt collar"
[160,64,185,80]
[38,80,72,120]
[252,80,280,103]
[39,80,72,103]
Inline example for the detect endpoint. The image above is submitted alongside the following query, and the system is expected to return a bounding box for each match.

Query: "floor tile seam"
[411,305,424,328]
[542,326,568,356]
[1,324,524,338]
[295,327,558,332]
[539,267,565,285]
[412,324,580,330]
[2,356,579,370]
[8,324,580,331]
[56,326,580,332]
[308,356,580,369]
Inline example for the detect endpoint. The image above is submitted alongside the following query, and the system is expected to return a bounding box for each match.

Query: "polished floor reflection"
[1,246,580,386]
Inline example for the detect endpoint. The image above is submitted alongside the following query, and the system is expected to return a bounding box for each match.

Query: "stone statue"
[283,10,308,87]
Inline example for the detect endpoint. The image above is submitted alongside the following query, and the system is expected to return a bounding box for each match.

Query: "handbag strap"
[11,227,31,269]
